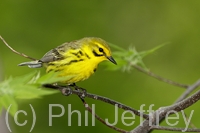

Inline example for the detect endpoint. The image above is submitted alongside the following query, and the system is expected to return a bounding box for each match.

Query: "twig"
[150,125,200,132]
[151,79,200,133]
[175,79,200,103]
[86,92,149,119]
[0,35,37,61]
[133,65,189,88]
[131,79,200,133]
[81,98,128,133]
[44,84,128,133]
[43,84,149,119]
[74,86,128,132]
[173,79,200,133]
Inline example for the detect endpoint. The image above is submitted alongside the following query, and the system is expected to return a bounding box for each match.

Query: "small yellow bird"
[18,37,117,85]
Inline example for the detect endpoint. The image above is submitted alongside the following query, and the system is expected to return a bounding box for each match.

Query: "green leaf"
[139,42,169,58]
[9,71,38,85]
[104,42,168,72]
[0,95,18,117]
[35,71,75,85]
[0,77,13,95]
[14,85,58,99]
[0,70,76,116]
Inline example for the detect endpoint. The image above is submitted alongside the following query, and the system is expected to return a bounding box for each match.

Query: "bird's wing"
[39,48,63,63]
[39,41,79,63]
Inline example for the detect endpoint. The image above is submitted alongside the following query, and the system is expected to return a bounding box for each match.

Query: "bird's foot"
[61,86,73,96]
[69,83,87,98]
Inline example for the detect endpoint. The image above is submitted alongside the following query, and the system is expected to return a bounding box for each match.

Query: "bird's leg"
[70,83,87,98]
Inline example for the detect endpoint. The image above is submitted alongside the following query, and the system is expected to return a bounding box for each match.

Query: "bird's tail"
[18,60,43,68]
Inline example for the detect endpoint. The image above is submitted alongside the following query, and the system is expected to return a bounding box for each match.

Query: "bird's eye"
[99,48,104,52]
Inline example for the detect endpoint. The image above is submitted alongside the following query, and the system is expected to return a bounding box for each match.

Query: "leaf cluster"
[105,42,167,71]
[0,71,73,116]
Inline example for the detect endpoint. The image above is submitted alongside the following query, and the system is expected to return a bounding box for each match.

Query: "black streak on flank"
[93,50,103,57]
[48,62,56,66]
[79,59,84,61]
[85,53,91,59]
[55,69,63,72]
[71,52,80,58]
[71,51,84,58]
[47,68,63,73]
[78,51,83,56]
[65,60,78,65]
[62,59,84,66]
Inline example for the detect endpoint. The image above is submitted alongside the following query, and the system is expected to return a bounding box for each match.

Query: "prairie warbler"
[18,37,117,84]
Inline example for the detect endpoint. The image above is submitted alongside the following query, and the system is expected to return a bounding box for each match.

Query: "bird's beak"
[106,56,117,65]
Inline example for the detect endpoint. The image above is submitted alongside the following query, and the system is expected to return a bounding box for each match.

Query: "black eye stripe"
[93,50,103,57]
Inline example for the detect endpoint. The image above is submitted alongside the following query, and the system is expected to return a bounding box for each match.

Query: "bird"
[18,37,117,85]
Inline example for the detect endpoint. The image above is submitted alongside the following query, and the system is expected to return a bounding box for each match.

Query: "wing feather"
[40,41,80,63]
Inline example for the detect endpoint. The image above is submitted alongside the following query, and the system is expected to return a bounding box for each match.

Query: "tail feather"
[18,60,43,68]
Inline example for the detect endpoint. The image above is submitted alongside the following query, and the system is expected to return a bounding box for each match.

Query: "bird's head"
[81,37,117,65]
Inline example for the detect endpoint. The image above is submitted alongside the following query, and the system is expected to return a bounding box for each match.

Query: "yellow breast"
[58,58,98,84]
[46,53,102,84]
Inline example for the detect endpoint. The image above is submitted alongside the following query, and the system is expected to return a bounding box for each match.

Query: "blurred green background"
[1,1,200,133]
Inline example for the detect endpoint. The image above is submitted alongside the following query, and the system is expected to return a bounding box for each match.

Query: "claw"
[73,85,87,98]
[61,86,72,96]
